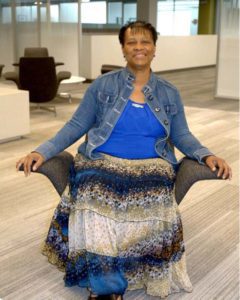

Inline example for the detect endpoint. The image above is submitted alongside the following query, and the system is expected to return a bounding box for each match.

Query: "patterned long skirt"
[42,153,193,298]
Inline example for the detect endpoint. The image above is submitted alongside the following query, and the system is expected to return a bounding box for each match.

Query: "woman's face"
[122,28,156,71]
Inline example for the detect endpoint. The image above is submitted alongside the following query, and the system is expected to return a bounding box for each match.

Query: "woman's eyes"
[126,40,151,45]
[127,41,136,45]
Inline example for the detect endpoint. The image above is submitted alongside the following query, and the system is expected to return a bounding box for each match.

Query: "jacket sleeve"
[169,89,214,164]
[34,82,98,161]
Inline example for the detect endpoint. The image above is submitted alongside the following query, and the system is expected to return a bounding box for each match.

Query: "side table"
[59,75,86,103]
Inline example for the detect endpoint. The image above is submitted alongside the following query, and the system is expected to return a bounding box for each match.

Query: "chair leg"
[58,92,72,103]
[30,104,57,116]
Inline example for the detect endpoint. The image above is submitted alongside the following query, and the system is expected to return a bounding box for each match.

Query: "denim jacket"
[35,67,213,165]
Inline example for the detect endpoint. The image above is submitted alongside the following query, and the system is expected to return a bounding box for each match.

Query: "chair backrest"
[24,47,49,57]
[0,64,4,77]
[19,57,58,103]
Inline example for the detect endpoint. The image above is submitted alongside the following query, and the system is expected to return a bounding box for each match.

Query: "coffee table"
[59,75,86,103]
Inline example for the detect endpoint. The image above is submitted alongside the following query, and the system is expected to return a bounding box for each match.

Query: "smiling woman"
[16,20,232,300]
[119,21,157,104]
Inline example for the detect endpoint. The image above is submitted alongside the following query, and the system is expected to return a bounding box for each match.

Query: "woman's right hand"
[16,152,45,177]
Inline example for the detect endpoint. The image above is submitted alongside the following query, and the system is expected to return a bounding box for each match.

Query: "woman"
[17,21,231,299]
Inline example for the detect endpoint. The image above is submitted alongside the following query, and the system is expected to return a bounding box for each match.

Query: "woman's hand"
[16,152,45,177]
[204,155,232,180]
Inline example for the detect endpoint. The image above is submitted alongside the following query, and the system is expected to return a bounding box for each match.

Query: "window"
[59,3,77,23]
[82,1,107,24]
[2,7,11,24]
[108,2,122,24]
[1,0,137,28]
[16,5,37,22]
[157,0,199,36]
[123,3,137,24]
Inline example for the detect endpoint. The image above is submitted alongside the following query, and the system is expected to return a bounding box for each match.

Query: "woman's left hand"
[204,155,232,180]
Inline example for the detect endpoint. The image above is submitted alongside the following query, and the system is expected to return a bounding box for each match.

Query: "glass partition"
[0,1,14,71]
[0,0,138,76]
[40,0,79,75]
[15,1,40,58]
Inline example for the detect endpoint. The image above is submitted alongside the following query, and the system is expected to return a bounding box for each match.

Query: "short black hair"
[119,20,158,46]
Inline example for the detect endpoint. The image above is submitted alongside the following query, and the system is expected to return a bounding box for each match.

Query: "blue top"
[95,99,166,159]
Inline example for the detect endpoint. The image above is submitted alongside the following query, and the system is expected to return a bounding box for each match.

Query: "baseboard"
[84,65,216,82]
[155,65,216,75]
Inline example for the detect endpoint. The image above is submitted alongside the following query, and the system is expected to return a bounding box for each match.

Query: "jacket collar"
[121,67,158,93]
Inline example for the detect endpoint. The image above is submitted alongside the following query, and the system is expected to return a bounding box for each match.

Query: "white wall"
[216,37,239,99]
[0,25,15,71]
[215,1,239,100]
[83,34,218,79]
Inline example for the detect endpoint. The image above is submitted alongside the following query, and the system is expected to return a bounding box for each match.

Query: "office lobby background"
[0,1,239,299]
[0,0,239,100]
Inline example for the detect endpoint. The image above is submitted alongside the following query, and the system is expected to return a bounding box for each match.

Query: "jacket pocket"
[97,91,118,124]
[164,104,177,115]
[98,91,118,104]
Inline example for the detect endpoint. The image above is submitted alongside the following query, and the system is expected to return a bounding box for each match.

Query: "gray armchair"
[21,151,221,204]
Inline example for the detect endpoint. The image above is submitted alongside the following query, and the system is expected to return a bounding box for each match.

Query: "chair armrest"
[57,71,71,86]
[175,157,221,205]
[101,64,123,74]
[18,154,221,201]
[55,62,64,66]
[19,151,74,196]
[4,71,20,87]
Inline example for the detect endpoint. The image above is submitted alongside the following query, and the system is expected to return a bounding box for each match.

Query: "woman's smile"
[134,52,146,58]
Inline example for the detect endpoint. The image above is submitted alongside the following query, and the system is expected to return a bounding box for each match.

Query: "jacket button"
[155,107,161,112]
[164,120,169,125]
[148,95,153,101]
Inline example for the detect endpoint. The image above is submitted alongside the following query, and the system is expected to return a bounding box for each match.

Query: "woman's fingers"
[205,155,232,180]
[204,155,218,172]
[32,155,44,171]
[215,159,232,180]
[16,152,44,176]
[24,156,32,176]
[216,159,224,178]
[222,161,232,180]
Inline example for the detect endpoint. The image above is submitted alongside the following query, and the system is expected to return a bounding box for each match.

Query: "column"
[137,0,158,28]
